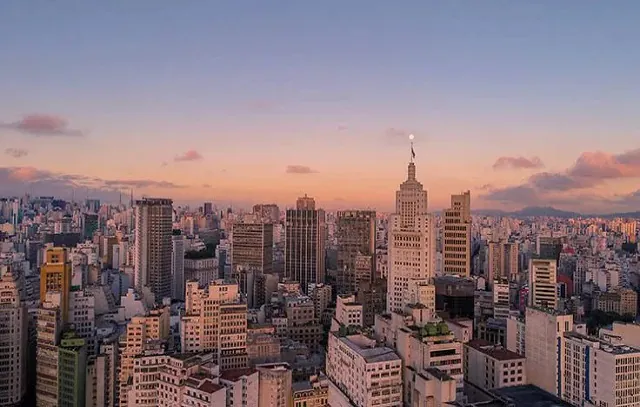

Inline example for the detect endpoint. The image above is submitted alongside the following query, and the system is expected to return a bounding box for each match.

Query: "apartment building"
[292,374,329,407]
[219,368,260,407]
[256,363,293,407]
[0,267,27,406]
[463,339,526,390]
[529,258,558,310]
[181,280,248,370]
[326,332,402,407]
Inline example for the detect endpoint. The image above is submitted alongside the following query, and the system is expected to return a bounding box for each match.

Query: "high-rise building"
[525,307,573,396]
[82,213,99,240]
[181,280,248,370]
[442,191,471,277]
[40,247,72,323]
[57,331,87,407]
[387,160,436,313]
[36,303,62,407]
[528,258,558,310]
[203,201,213,216]
[560,332,640,406]
[171,230,186,301]
[232,219,273,307]
[0,267,27,406]
[253,204,280,224]
[256,363,293,407]
[285,196,326,294]
[335,210,376,295]
[134,198,173,303]
[487,241,519,283]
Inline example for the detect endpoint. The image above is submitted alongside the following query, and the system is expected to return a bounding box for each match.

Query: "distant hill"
[474,206,640,219]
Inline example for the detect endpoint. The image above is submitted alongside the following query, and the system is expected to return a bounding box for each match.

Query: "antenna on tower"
[409,134,415,163]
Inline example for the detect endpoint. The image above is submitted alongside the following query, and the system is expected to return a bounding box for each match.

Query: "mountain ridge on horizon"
[474,206,640,219]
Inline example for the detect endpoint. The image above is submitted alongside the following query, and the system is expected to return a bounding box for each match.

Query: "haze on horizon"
[1,1,639,214]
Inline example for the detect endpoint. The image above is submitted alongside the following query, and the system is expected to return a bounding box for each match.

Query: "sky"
[1,1,640,213]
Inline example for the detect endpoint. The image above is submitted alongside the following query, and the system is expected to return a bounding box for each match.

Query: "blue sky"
[1,1,639,212]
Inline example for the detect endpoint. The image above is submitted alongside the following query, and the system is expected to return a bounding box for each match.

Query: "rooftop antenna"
[409,134,415,163]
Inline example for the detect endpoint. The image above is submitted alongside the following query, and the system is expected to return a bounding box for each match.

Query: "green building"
[58,331,87,407]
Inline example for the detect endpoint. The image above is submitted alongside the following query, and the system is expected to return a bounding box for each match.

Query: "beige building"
[463,339,526,390]
[309,283,332,321]
[506,316,526,356]
[600,321,640,348]
[220,368,260,407]
[292,375,329,407]
[256,363,293,407]
[442,191,471,277]
[326,332,402,407]
[247,332,280,366]
[387,161,436,313]
[0,267,27,406]
[118,307,170,406]
[333,294,364,328]
[592,288,638,317]
[184,256,219,288]
[336,210,376,295]
[285,196,326,294]
[232,219,274,275]
[528,258,558,310]
[525,307,573,396]
[487,241,518,282]
[181,280,248,370]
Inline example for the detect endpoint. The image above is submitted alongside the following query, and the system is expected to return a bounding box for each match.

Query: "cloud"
[285,165,317,174]
[569,149,640,179]
[483,185,540,205]
[528,172,596,191]
[4,148,28,158]
[103,179,186,189]
[202,183,212,188]
[0,114,84,137]
[337,124,348,132]
[492,156,544,170]
[174,150,203,162]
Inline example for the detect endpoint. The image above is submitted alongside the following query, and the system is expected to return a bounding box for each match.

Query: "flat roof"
[337,335,400,364]
[466,339,525,361]
[564,332,640,355]
[492,385,573,407]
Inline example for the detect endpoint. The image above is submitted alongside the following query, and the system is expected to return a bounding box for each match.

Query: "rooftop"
[564,332,640,355]
[466,339,525,361]
[220,368,257,382]
[492,385,573,407]
[337,334,400,364]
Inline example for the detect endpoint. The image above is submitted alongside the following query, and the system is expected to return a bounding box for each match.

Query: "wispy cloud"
[0,114,84,137]
[202,183,212,188]
[286,165,317,174]
[174,150,203,162]
[492,156,544,170]
[4,148,28,158]
[103,179,186,189]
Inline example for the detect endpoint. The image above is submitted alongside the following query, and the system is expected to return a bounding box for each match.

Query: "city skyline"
[2,1,640,213]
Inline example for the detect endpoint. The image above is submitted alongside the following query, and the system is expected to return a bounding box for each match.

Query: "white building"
[387,161,436,313]
[0,267,27,406]
[333,294,363,329]
[326,332,402,407]
[505,316,526,356]
[561,332,640,407]
[525,307,573,396]
[463,339,526,390]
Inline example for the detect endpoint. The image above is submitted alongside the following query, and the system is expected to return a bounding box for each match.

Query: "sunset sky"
[1,1,640,213]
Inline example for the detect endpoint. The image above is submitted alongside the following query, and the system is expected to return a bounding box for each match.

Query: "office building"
[442,191,471,277]
[525,307,573,396]
[560,332,640,407]
[387,160,435,313]
[57,331,87,407]
[528,258,558,310]
[335,210,376,295]
[171,230,186,301]
[181,280,248,370]
[488,241,519,282]
[40,247,72,323]
[134,198,173,303]
[232,220,274,274]
[285,196,326,293]
[463,339,526,390]
[203,201,213,216]
[0,267,27,406]
[36,303,62,407]
[292,375,329,407]
[356,278,387,327]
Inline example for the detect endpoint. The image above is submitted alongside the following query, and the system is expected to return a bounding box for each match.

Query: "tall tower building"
[40,247,72,323]
[231,219,273,308]
[171,230,186,301]
[285,196,326,294]
[134,198,173,303]
[487,241,519,283]
[387,158,436,313]
[442,191,471,277]
[0,267,27,406]
[529,258,558,310]
[336,210,376,295]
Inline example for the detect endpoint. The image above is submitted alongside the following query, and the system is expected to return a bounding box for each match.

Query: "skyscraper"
[231,219,273,308]
[203,201,213,216]
[0,267,27,406]
[171,230,186,301]
[285,196,326,294]
[336,210,376,295]
[528,258,558,310]
[442,191,471,277]
[387,160,436,313]
[487,240,519,283]
[40,247,72,323]
[134,198,173,303]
